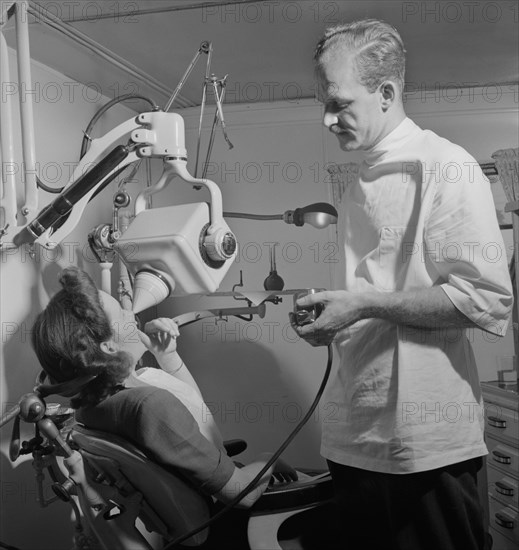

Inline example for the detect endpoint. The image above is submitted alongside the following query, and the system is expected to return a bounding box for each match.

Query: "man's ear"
[379,81,397,110]
[100,340,118,355]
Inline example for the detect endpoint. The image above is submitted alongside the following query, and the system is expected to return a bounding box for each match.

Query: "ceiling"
[3,0,518,108]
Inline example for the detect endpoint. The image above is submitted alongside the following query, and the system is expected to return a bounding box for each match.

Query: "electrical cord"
[162,343,334,549]
[36,176,62,194]
[80,94,158,159]
[34,95,157,196]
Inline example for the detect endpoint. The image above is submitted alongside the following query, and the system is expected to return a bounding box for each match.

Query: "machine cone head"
[132,270,172,313]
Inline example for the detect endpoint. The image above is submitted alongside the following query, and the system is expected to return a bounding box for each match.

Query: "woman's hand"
[139,317,180,358]
[271,458,299,484]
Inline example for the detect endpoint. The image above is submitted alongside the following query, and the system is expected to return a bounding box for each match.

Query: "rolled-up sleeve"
[424,150,513,336]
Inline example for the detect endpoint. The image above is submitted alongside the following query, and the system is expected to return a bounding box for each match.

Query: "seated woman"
[117,312,222,447]
[31,267,296,515]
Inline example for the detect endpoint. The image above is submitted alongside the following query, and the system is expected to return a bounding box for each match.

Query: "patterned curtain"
[492,148,519,202]
[492,148,519,347]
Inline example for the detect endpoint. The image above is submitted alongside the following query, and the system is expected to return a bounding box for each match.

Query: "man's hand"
[289,287,478,346]
[289,290,367,346]
[139,317,180,358]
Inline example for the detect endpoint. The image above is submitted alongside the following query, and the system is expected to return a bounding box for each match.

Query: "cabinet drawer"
[489,525,518,550]
[488,466,519,509]
[489,495,518,544]
[486,439,519,475]
[485,405,518,445]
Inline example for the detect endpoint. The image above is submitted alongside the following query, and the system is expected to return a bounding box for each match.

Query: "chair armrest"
[223,439,247,457]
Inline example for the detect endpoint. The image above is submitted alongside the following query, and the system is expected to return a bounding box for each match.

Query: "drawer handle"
[492,450,512,465]
[495,512,514,530]
[495,481,514,497]
[488,416,507,429]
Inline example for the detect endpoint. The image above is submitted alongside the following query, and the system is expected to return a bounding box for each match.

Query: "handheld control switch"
[293,289,325,326]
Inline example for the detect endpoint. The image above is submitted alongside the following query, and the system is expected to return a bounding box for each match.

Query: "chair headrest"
[35,371,97,398]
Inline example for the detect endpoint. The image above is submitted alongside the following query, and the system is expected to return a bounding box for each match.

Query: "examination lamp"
[127,203,337,313]
[223,202,338,229]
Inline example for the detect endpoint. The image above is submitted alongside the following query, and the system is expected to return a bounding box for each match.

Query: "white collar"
[363,117,418,166]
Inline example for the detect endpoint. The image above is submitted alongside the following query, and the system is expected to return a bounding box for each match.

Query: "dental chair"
[68,424,338,550]
[4,370,337,550]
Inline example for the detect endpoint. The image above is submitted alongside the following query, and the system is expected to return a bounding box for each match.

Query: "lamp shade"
[291,203,338,228]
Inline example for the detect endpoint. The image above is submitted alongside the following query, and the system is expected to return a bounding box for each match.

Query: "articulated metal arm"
[8,110,230,252]
[9,117,142,250]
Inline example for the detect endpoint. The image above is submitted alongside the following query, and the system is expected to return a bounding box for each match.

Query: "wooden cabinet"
[482,382,519,550]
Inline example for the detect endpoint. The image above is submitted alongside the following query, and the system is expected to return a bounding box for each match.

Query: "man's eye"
[327,102,349,112]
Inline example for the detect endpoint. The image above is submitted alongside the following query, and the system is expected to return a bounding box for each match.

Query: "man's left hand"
[289,290,366,346]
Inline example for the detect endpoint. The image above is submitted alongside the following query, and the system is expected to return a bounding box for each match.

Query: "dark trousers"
[194,506,250,550]
[327,458,488,550]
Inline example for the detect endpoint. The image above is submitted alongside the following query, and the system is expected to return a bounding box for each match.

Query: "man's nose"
[323,110,338,128]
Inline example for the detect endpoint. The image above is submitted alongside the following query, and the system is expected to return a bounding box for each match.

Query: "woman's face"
[99,291,146,365]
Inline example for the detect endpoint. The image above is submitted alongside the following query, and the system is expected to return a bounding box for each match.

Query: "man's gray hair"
[314,19,406,93]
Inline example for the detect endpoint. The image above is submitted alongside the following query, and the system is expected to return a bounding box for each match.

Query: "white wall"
[0,49,140,550]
